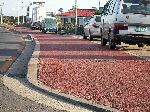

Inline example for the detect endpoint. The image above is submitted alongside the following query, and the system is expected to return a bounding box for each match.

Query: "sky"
[1,0,107,16]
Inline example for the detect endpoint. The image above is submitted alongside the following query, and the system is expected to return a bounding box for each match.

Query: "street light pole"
[17,1,20,25]
[0,5,2,24]
[22,1,24,24]
[99,0,100,9]
[75,0,78,35]
[0,3,4,24]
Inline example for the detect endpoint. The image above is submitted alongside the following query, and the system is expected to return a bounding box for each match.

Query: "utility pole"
[22,1,24,24]
[17,1,20,25]
[0,5,2,24]
[0,3,4,24]
[99,1,100,10]
[75,0,78,35]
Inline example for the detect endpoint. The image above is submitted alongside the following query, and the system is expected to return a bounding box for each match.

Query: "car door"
[84,18,93,35]
[83,22,88,36]
[87,18,94,35]
[90,16,101,35]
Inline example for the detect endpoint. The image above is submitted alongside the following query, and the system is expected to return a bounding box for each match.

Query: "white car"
[101,0,150,49]
[83,15,102,41]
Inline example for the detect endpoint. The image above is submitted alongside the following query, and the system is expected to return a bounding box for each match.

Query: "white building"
[46,11,54,18]
[26,0,46,23]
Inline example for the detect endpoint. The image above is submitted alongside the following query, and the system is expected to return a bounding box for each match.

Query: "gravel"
[34,34,150,112]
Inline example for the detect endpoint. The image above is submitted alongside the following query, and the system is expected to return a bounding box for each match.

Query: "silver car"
[83,15,102,41]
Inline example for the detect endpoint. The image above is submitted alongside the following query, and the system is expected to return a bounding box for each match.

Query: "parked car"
[31,21,42,30]
[82,15,102,41]
[100,0,150,49]
[41,17,58,34]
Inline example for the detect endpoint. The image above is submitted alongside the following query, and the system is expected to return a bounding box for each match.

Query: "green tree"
[58,8,63,13]
[92,7,101,15]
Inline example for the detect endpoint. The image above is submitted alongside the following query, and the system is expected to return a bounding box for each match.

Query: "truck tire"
[108,31,116,49]
[138,43,144,47]
[83,32,87,39]
[55,31,57,34]
[101,37,107,46]
[101,33,107,46]
[42,30,47,34]
[89,30,93,41]
[108,37,116,49]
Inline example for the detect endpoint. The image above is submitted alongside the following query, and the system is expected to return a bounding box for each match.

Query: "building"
[26,0,46,23]
[56,9,96,27]
[46,11,54,18]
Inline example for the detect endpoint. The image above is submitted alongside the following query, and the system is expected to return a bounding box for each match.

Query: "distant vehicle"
[31,21,42,30]
[101,0,150,49]
[41,17,58,34]
[82,15,102,41]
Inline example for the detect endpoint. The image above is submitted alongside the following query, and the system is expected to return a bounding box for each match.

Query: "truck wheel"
[101,36,107,46]
[55,31,57,34]
[101,30,107,46]
[109,38,116,49]
[138,43,144,47]
[108,31,116,49]
[83,32,87,39]
[42,30,47,34]
[89,31,93,41]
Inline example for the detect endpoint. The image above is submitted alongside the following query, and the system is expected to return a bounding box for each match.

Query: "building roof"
[56,9,95,17]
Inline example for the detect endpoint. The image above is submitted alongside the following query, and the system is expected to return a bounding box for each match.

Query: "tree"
[58,8,63,13]
[71,6,75,10]
[56,16,63,28]
[92,7,101,15]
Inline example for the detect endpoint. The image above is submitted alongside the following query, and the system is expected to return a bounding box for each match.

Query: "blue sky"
[1,0,107,16]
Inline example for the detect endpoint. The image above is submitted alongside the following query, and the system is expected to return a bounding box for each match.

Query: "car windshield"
[44,18,57,27]
[122,0,150,15]
[32,22,37,25]
[45,18,56,23]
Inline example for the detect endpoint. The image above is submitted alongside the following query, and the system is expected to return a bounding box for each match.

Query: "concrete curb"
[27,35,120,112]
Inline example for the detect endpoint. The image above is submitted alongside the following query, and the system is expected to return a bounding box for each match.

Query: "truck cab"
[101,0,150,49]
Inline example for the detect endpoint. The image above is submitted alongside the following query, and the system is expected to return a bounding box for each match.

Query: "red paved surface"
[15,27,150,112]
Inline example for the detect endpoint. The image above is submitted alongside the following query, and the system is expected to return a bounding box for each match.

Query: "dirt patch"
[118,44,150,60]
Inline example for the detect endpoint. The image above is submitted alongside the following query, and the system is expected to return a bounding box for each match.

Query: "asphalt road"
[0,26,66,112]
[0,26,22,68]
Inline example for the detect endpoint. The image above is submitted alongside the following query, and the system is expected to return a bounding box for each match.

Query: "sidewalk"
[13,27,150,112]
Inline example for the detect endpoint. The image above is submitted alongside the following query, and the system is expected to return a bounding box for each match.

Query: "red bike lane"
[14,27,150,112]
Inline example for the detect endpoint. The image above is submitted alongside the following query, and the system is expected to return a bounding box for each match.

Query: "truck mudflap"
[116,34,150,46]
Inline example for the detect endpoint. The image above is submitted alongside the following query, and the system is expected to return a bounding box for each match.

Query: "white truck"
[101,0,150,49]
